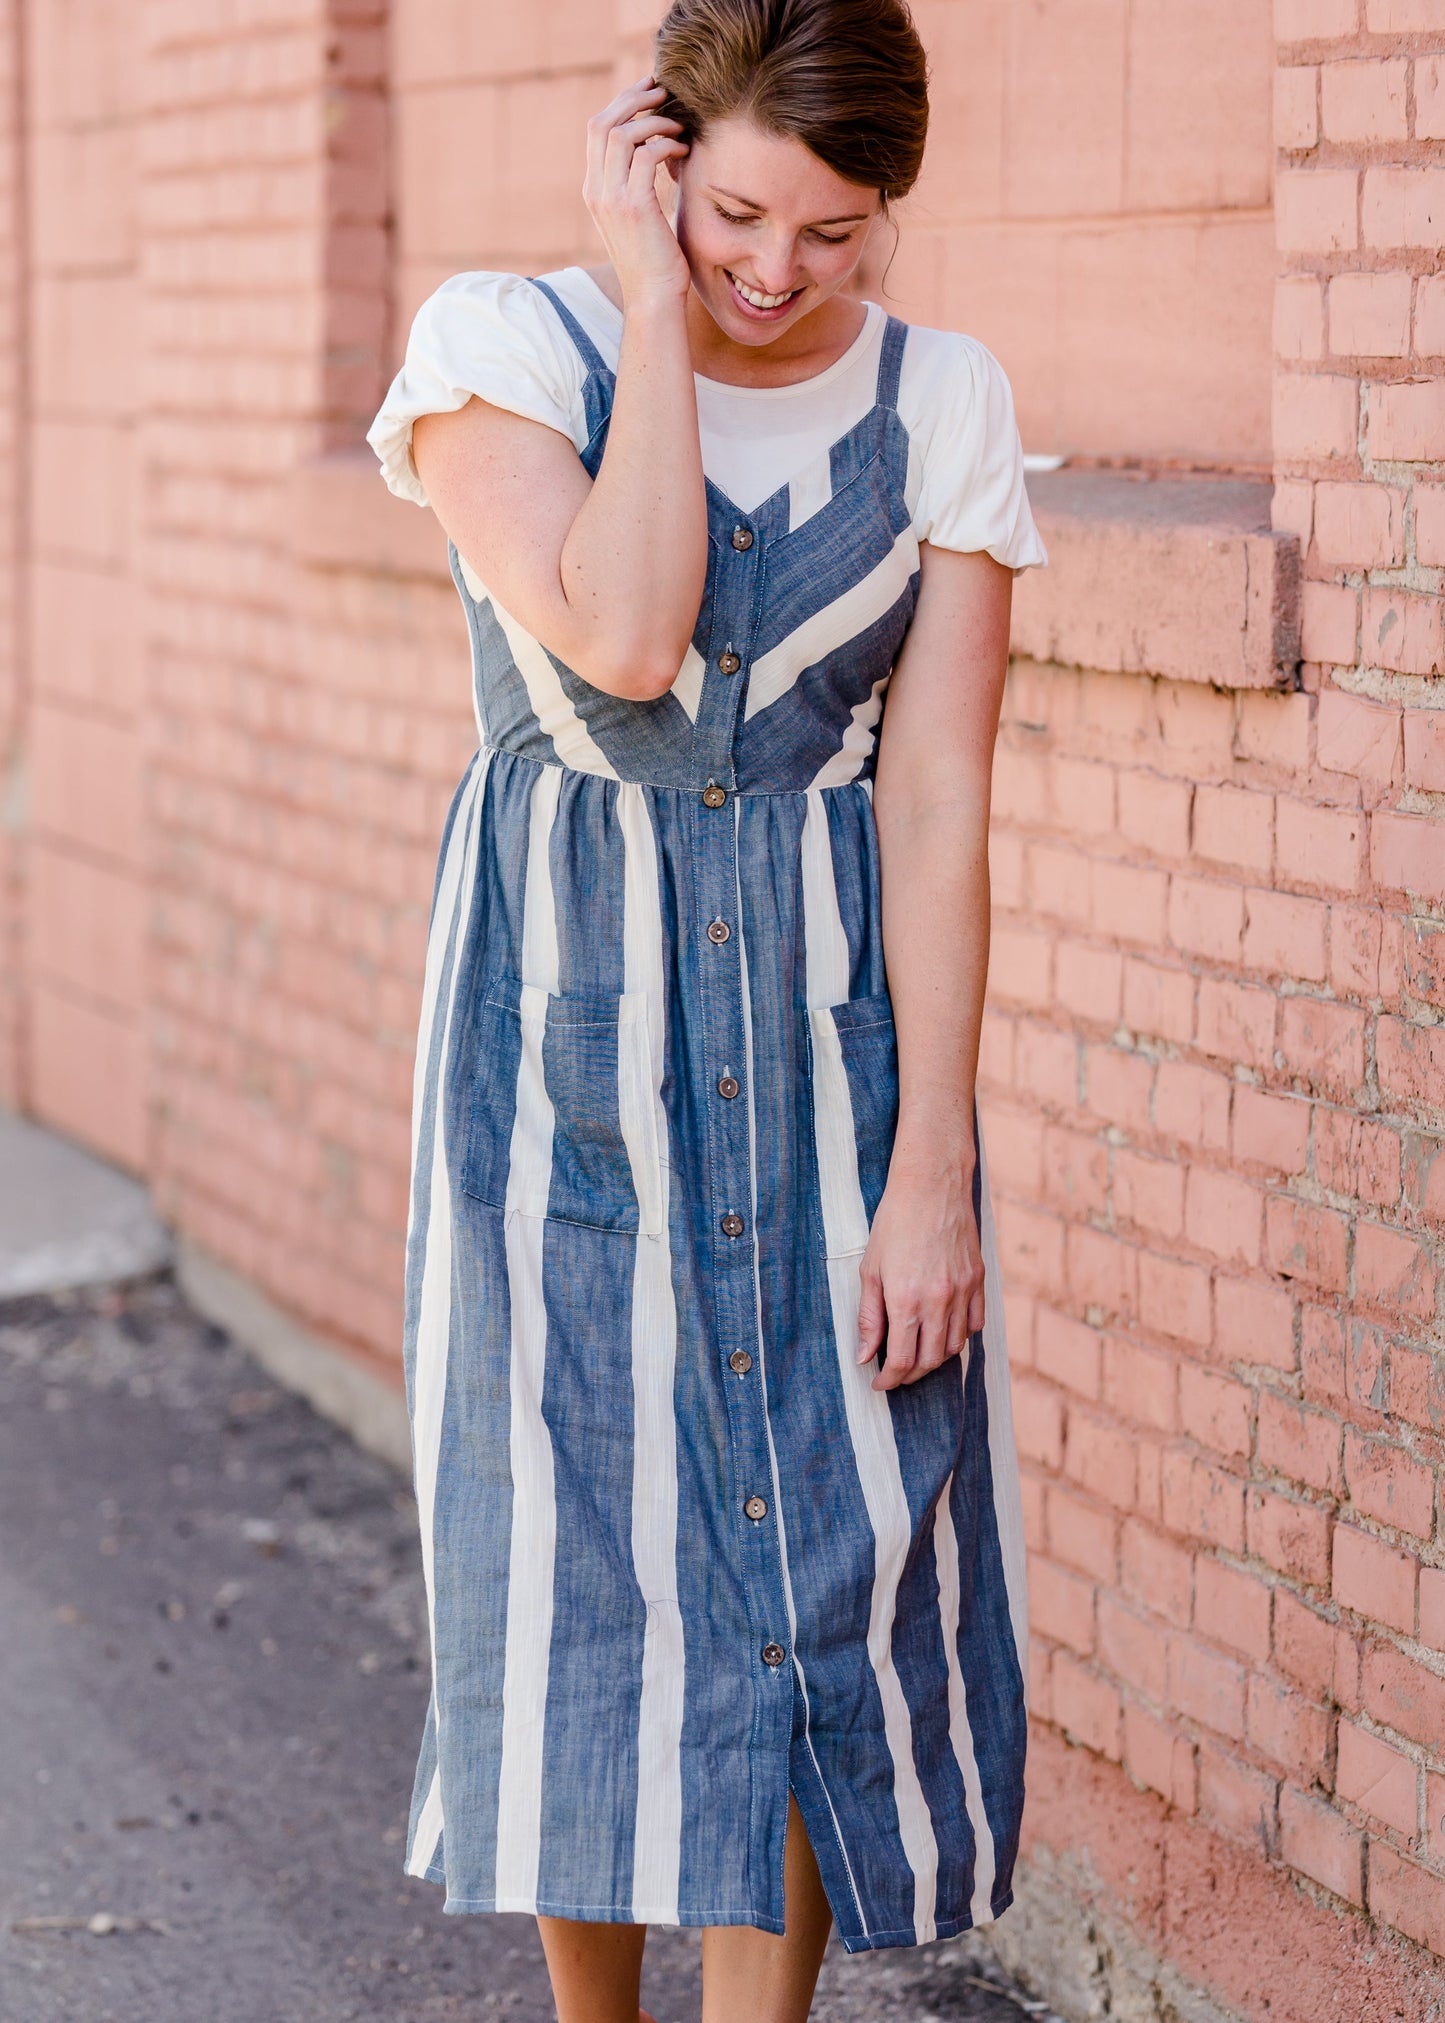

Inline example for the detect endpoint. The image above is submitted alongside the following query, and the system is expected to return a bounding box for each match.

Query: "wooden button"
[706,918,731,944]
[744,1495,768,1521]
[729,1350,752,1375]
[731,525,754,551]
[702,783,727,807]
[720,1212,745,1238]
[717,1074,739,1100]
[761,1643,786,1667]
[717,649,741,675]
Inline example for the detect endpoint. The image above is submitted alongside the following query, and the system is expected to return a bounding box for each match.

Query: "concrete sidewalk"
[0,1118,1048,2023]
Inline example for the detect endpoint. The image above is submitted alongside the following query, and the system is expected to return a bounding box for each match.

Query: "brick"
[1275,277,1324,362]
[1392,1342,1445,1435]
[1328,273,1412,360]
[1092,861,1169,944]
[1314,1111,1402,1208]
[1216,1275,1298,1372]
[1403,711,1445,793]
[1321,58,1407,143]
[1113,1150,1186,1241]
[1354,1221,1437,1320]
[1363,589,1445,679]
[1363,168,1445,252]
[1121,958,1195,1045]
[1179,1365,1252,1456]
[1376,1015,1445,1108]
[1197,1741,1276,1850]
[1123,1701,1197,1813]
[1416,488,1445,570]
[1316,690,1400,785]
[1333,1524,1417,1635]
[1068,1225,1141,1325]
[1277,0,1358,32]
[1232,1088,1311,1176]
[1046,1483,1119,1582]
[1084,1045,1153,1133]
[1274,64,1319,148]
[1366,0,1445,24]
[1168,1632,1246,1741]
[1103,1336,1178,1433]
[1196,1556,1272,1660]
[1248,1672,1331,1781]
[1276,799,1366,894]
[1185,1168,1264,1269]
[1330,904,1387,998]
[1044,1123,1111,1216]
[1241,889,1328,982]
[1167,876,1244,963]
[1248,1485,1333,1586]
[1013,1372,1066,1469]
[1098,1593,1169,1699]
[1035,1306,1103,1398]
[1015,1023,1080,1111]
[1065,1408,1139,1509]
[1277,996,1367,1098]
[1419,53,1445,141]
[1431,1769,1445,1863]
[1273,477,1316,548]
[1030,841,1092,924]
[1276,169,1357,254]
[1050,756,1116,834]
[1362,1644,1445,1752]
[1367,379,1445,463]
[1369,1844,1445,1957]
[1337,1722,1418,1835]
[1240,692,1315,773]
[1141,1253,1214,1349]
[1346,1426,1437,1538]
[1196,978,1277,1070]
[1301,581,1359,667]
[1278,1784,1365,1906]
[1193,783,1274,874]
[1055,941,1123,1024]
[1401,923,1445,1012]
[1154,1061,1232,1152]
[1272,372,1359,464]
[1030,1558,1096,1655]
[1312,481,1406,569]
[1273,1587,1340,1695]
[1418,275,1445,357]
[1050,1653,1122,1760]
[1265,1196,1349,1292]
[1259,1391,1342,1492]
[1163,1451,1247,1553]
[989,926,1053,1006]
[1121,1521,1195,1627]
[1116,770,1192,857]
[1422,1566,1445,1649]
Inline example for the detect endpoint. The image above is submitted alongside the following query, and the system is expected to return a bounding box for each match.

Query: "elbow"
[576,643,687,703]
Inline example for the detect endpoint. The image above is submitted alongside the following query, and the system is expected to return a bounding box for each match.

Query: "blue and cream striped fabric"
[397,282,1029,1951]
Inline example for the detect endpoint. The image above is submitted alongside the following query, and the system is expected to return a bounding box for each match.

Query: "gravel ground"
[0,1275,1047,2023]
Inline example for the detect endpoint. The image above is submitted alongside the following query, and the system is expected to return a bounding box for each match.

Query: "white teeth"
[730,273,794,309]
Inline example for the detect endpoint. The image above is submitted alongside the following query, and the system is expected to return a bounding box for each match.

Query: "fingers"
[872,1310,918,1393]
[856,1266,886,1366]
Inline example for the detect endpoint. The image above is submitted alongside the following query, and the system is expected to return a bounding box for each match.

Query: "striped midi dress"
[379,277,1032,1951]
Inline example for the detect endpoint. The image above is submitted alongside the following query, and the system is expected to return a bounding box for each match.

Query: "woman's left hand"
[856,1166,985,1392]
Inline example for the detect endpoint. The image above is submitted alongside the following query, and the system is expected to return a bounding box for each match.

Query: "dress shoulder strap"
[874,313,909,411]
[530,276,613,381]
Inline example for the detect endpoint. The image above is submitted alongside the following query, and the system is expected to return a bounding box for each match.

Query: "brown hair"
[654,0,929,204]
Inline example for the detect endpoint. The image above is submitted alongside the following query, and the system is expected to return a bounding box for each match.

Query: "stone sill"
[1016,467,1301,690]
[292,453,1302,692]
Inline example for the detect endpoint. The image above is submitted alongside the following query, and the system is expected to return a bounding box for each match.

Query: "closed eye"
[713,203,855,247]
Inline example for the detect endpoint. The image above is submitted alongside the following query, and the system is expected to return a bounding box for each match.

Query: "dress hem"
[417,1861,1013,1951]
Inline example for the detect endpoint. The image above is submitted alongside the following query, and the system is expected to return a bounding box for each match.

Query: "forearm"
[558,292,708,696]
[876,796,990,1183]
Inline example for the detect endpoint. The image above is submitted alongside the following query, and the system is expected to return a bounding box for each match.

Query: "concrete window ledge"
[1014,468,1301,690]
[291,454,1303,693]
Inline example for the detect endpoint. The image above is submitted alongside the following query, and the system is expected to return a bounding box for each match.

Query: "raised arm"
[411,79,708,702]
[862,541,1014,1391]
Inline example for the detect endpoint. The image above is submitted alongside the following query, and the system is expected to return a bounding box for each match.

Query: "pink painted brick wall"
[4,0,1443,2013]
[0,1,21,1111]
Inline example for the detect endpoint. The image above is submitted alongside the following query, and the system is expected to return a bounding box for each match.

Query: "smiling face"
[670,116,882,346]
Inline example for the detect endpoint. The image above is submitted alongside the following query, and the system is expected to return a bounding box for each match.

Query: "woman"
[368,2,1044,2017]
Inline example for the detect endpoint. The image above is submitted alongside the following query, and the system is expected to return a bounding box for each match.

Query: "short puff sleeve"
[904,330,1047,572]
[367,271,588,508]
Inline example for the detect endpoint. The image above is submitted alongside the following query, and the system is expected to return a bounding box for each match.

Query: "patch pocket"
[803,988,899,1258]
[461,975,663,1238]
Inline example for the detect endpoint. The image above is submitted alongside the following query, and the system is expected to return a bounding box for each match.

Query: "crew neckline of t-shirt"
[557,267,886,399]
